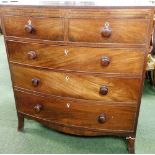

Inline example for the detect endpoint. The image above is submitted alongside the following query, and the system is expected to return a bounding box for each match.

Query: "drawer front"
[69,18,148,44]
[15,90,136,131]
[3,16,64,41]
[11,64,141,102]
[7,41,144,74]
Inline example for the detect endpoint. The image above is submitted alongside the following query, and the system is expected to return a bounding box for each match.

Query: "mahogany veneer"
[3,16,64,41]
[11,64,141,102]
[7,41,145,74]
[15,90,136,132]
[0,1,154,153]
[69,18,148,44]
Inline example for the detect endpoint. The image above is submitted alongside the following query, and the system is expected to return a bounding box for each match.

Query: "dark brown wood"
[17,112,24,131]
[3,15,64,41]
[101,56,110,66]
[27,51,37,60]
[7,41,145,75]
[24,24,34,33]
[101,22,112,38]
[31,78,40,87]
[34,104,43,113]
[127,136,135,154]
[99,86,108,95]
[98,113,106,124]
[15,90,136,132]
[69,18,149,44]
[11,64,142,102]
[0,4,154,153]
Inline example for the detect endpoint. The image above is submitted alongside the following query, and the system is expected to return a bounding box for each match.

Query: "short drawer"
[69,18,148,44]
[15,90,136,132]
[11,64,141,102]
[7,41,145,74]
[3,16,64,41]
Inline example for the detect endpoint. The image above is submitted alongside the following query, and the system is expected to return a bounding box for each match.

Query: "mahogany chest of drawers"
[0,1,154,153]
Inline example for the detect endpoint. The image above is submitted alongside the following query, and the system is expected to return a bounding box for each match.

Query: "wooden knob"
[24,24,34,33]
[98,113,106,123]
[32,78,40,87]
[101,56,110,66]
[27,51,37,59]
[101,22,112,37]
[34,104,43,113]
[99,86,108,95]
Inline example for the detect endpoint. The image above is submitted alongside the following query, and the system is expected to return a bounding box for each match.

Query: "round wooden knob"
[27,51,37,59]
[34,104,43,113]
[24,24,34,33]
[98,113,106,123]
[101,22,112,37]
[32,78,40,87]
[101,56,110,66]
[99,86,108,95]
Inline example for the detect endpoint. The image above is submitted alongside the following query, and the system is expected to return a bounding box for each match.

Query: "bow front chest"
[0,1,154,153]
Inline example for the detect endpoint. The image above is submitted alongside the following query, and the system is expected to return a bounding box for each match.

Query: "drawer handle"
[99,86,108,95]
[24,24,34,33]
[98,113,106,123]
[27,51,37,59]
[34,104,43,113]
[101,22,112,37]
[32,78,40,87]
[101,56,110,66]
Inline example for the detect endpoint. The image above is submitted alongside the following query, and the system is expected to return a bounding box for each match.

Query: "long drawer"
[3,16,64,41]
[15,90,136,132]
[11,64,141,102]
[68,18,149,44]
[7,41,145,74]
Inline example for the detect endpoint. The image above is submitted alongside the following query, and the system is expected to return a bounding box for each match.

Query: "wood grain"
[11,64,141,102]
[3,15,64,41]
[69,18,149,44]
[15,90,136,132]
[0,5,154,153]
[0,7,153,18]
[7,41,145,74]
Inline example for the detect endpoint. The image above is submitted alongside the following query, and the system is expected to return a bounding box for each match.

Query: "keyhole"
[104,22,109,28]
[66,103,70,108]
[65,76,69,81]
[64,49,69,56]
[28,19,32,25]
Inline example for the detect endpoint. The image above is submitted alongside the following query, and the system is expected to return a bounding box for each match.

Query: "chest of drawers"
[0,1,154,153]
